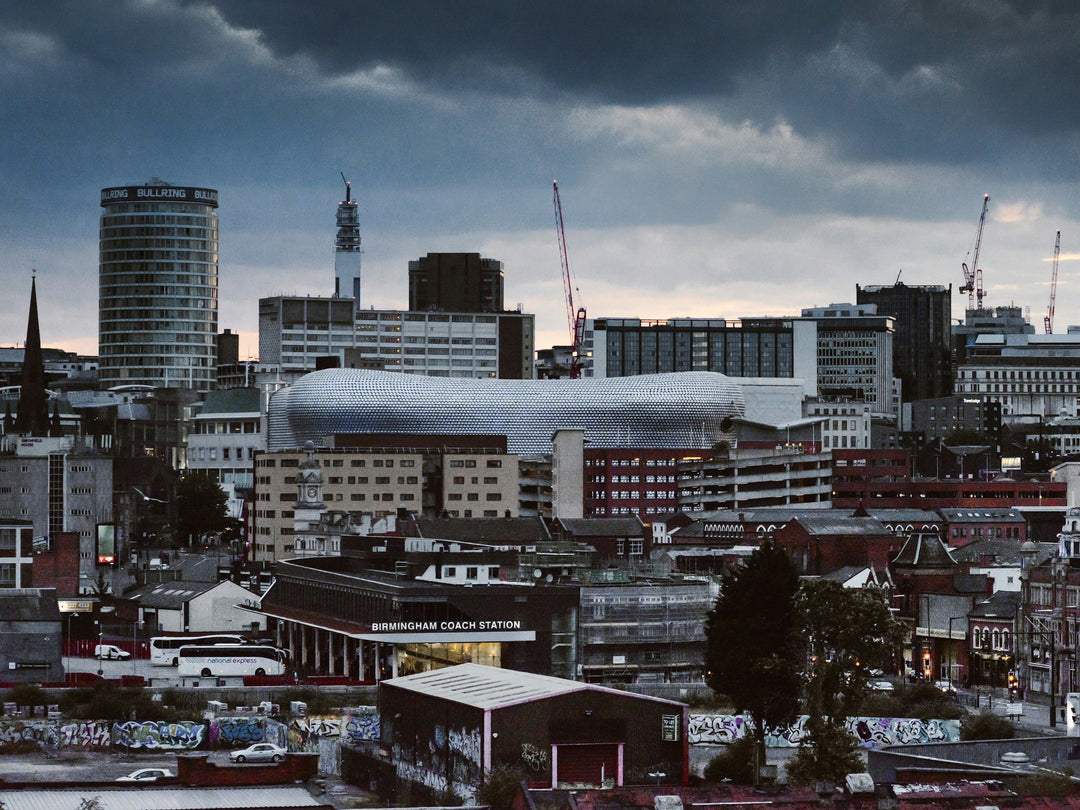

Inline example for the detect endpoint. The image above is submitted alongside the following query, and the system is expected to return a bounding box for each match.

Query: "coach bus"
[149,634,248,666]
[176,645,288,678]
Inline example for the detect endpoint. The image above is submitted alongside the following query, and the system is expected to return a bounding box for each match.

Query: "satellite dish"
[545,573,554,583]
[533,568,543,579]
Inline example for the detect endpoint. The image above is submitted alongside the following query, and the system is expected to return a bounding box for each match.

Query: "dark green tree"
[787,581,903,787]
[704,541,801,775]
[176,473,228,547]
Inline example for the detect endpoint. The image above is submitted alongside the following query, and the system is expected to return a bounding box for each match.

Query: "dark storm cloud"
[199,0,1080,173]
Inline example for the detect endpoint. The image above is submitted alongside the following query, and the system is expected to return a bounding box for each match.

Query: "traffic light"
[922,650,932,678]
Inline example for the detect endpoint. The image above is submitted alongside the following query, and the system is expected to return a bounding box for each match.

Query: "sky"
[3,0,1080,359]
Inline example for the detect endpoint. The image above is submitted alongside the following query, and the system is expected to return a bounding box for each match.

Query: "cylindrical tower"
[99,179,219,391]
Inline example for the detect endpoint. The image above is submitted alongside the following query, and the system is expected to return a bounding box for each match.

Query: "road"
[66,653,183,687]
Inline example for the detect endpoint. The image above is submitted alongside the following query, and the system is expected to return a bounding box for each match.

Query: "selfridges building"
[267,369,745,454]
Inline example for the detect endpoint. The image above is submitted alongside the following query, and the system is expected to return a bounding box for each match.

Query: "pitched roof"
[556,517,644,536]
[0,588,61,621]
[407,516,551,544]
[126,579,221,609]
[385,662,682,711]
[891,532,958,567]
[788,514,890,536]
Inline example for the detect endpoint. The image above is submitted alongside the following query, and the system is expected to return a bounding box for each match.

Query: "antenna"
[340,172,350,202]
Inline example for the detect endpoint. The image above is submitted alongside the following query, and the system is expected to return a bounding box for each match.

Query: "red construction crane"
[1045,230,1061,334]
[960,194,990,310]
[553,180,587,377]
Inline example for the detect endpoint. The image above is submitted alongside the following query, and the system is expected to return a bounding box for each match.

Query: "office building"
[258,296,534,379]
[252,441,518,561]
[185,388,263,491]
[952,305,1034,367]
[800,302,896,413]
[408,252,503,313]
[99,180,219,391]
[584,317,818,389]
[334,179,362,304]
[956,332,1080,417]
[0,436,113,594]
[856,282,952,402]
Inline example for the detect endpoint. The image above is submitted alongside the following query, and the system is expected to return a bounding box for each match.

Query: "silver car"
[229,742,287,763]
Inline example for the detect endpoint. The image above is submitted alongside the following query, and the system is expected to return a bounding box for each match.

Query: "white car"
[229,742,287,763]
[115,767,174,782]
[866,679,895,692]
[94,644,131,660]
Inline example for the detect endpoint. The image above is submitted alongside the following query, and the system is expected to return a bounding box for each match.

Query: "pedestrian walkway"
[966,687,1065,736]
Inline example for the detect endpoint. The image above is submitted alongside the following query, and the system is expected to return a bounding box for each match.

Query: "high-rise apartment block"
[99,180,219,391]
[408,253,504,313]
[856,282,952,403]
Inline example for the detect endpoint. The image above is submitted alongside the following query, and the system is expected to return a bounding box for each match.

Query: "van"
[94,644,131,660]
[148,558,166,570]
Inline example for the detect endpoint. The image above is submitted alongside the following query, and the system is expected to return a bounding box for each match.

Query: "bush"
[785,721,862,787]
[863,682,964,722]
[703,736,756,784]
[960,711,1015,741]
[476,765,527,810]
[4,684,48,711]
[57,685,184,722]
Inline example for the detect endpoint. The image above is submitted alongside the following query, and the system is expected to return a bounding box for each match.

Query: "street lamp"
[947,616,966,690]
[132,619,144,676]
[66,612,78,677]
[96,622,103,677]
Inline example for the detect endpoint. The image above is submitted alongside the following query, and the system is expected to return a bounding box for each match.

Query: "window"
[486,493,502,501]
[466,567,478,579]
[487,459,502,468]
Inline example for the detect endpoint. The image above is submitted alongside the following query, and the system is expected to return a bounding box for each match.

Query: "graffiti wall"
[688,713,960,748]
[345,711,379,742]
[210,717,265,747]
[0,720,52,753]
[113,720,207,750]
[59,720,111,750]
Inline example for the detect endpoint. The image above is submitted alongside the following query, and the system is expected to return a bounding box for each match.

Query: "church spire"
[13,273,50,436]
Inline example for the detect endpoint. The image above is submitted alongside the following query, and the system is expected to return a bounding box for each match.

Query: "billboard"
[96,523,116,565]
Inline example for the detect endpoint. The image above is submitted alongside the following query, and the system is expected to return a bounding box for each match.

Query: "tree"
[176,473,228,547]
[788,580,903,787]
[704,542,801,774]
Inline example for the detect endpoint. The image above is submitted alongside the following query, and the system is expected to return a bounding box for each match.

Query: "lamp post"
[947,615,966,690]
[66,611,78,676]
[96,621,103,677]
[132,620,143,676]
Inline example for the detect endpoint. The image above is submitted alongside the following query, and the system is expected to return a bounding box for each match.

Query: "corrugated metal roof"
[386,662,684,711]
[0,786,324,810]
[127,580,219,609]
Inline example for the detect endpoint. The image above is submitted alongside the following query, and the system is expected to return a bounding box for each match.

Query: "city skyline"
[3,2,1080,358]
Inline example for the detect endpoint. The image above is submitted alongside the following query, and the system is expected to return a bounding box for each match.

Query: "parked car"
[229,742,287,763]
[865,679,895,692]
[115,768,174,782]
[94,644,131,660]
